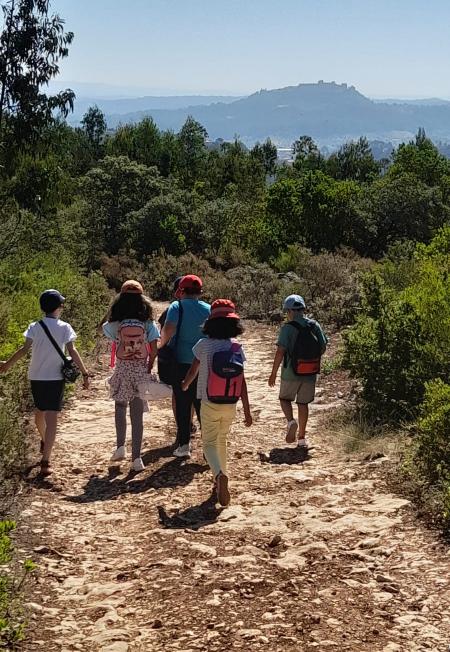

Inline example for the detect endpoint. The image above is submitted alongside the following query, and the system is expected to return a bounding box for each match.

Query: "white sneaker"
[173,444,191,458]
[132,457,145,472]
[111,445,126,461]
[285,419,298,444]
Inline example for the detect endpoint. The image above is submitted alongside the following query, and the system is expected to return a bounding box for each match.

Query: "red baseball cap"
[210,299,240,319]
[177,275,203,294]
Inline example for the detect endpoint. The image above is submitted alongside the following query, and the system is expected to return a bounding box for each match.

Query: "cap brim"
[210,311,240,319]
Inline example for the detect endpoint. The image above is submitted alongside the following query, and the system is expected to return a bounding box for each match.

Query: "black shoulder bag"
[39,320,81,384]
[157,301,184,386]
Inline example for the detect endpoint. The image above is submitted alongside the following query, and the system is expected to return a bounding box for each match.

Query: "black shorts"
[30,380,65,412]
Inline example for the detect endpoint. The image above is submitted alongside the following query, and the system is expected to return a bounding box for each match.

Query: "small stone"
[100,644,129,652]
[236,628,262,639]
[375,573,394,583]
[206,596,221,606]
[269,535,282,548]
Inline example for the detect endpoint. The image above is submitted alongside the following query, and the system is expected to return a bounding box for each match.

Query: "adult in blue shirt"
[160,275,211,458]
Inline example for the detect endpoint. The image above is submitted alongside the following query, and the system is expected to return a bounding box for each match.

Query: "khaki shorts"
[279,378,316,404]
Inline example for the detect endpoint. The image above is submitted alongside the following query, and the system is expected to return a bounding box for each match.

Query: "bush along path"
[18,323,450,652]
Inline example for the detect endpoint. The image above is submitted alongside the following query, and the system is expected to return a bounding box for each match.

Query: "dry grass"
[324,406,410,460]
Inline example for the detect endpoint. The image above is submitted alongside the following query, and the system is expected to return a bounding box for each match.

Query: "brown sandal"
[40,460,52,477]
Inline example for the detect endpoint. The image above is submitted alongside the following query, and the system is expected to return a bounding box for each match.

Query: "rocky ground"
[16,317,450,652]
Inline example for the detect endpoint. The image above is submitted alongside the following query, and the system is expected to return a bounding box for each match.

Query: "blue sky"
[52,0,450,98]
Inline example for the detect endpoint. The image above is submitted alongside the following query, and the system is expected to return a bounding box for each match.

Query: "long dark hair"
[108,293,153,322]
[202,317,244,340]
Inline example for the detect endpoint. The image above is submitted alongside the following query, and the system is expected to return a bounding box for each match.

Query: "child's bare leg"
[35,410,45,442]
[297,403,309,440]
[280,399,298,442]
[280,399,294,422]
[41,411,58,462]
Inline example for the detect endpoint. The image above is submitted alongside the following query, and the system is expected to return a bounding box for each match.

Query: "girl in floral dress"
[103,280,159,472]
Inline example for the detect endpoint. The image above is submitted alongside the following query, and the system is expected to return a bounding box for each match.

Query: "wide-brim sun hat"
[120,279,144,294]
[209,299,240,320]
[283,294,306,311]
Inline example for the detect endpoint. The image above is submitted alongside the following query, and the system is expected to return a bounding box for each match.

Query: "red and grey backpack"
[207,342,244,404]
[287,319,323,376]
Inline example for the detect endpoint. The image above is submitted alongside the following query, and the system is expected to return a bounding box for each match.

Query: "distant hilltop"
[67,81,450,147]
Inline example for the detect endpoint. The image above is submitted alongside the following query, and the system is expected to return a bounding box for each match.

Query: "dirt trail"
[18,316,449,652]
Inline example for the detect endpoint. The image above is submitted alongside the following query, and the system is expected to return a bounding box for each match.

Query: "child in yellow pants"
[182,299,252,506]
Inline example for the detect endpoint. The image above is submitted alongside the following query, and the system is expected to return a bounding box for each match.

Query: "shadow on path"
[260,446,311,465]
[22,463,64,492]
[65,454,208,504]
[157,492,222,530]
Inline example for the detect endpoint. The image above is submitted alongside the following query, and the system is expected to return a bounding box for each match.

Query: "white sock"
[298,438,307,446]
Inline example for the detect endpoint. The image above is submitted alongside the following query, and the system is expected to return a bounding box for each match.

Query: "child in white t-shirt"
[0,289,89,476]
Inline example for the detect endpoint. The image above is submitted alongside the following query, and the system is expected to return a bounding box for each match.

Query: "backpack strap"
[109,341,117,368]
[283,320,314,367]
[172,300,184,359]
[39,320,68,363]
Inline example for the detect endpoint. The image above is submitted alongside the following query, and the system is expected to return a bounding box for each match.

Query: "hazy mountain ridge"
[69,95,243,123]
[84,82,450,147]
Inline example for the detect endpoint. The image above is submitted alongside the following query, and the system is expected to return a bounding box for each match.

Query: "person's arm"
[315,323,328,355]
[97,310,110,336]
[159,302,179,348]
[0,339,32,373]
[268,345,286,387]
[159,321,176,348]
[66,342,90,389]
[181,358,200,391]
[147,340,158,372]
[240,376,252,426]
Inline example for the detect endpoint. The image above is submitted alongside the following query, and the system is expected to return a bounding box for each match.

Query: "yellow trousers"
[200,401,237,478]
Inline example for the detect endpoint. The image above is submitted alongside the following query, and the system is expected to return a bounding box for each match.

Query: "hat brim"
[121,287,142,294]
[210,311,240,320]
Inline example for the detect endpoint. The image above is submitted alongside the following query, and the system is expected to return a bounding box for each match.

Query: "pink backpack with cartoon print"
[112,320,148,362]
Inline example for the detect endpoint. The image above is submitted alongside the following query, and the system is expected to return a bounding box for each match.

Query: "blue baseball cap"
[39,289,66,313]
[283,294,306,311]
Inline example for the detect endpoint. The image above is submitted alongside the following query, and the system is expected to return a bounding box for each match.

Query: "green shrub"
[0,365,29,498]
[204,263,296,319]
[0,252,110,358]
[405,380,450,532]
[274,245,373,327]
[0,520,35,648]
[343,227,450,421]
[142,251,216,301]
